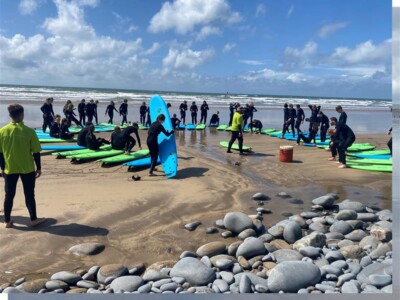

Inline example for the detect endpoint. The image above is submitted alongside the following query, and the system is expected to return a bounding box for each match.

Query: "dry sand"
[0,129,392,284]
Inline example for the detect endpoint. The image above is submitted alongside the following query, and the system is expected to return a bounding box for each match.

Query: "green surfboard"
[347,149,391,157]
[346,158,392,165]
[196,124,206,130]
[219,141,252,151]
[216,124,228,131]
[52,145,111,157]
[347,163,392,173]
[225,126,232,131]
[261,129,277,135]
[317,143,374,152]
[67,149,124,160]
[98,149,150,165]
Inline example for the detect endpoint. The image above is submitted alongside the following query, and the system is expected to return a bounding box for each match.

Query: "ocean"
[0,84,393,133]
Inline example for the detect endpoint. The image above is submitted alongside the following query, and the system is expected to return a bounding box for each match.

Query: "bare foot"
[328,157,336,161]
[338,164,347,169]
[4,220,13,228]
[31,218,46,227]
[149,173,157,177]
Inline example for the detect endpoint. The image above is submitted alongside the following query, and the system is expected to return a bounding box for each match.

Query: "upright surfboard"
[149,95,178,178]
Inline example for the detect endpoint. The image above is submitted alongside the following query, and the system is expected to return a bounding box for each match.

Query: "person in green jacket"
[227,106,245,154]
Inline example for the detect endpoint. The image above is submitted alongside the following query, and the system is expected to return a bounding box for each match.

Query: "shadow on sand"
[174,167,209,179]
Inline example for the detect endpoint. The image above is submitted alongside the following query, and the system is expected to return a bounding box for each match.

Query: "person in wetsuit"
[387,127,392,156]
[145,107,151,127]
[179,101,188,125]
[249,119,263,134]
[283,104,296,138]
[139,102,147,126]
[318,111,330,142]
[296,121,319,145]
[336,105,347,124]
[281,103,290,138]
[190,101,198,125]
[308,104,321,131]
[171,114,181,130]
[244,102,257,126]
[199,101,209,124]
[329,117,355,168]
[76,122,93,147]
[59,118,75,140]
[105,101,118,124]
[94,100,99,125]
[86,99,95,123]
[78,99,86,126]
[111,124,141,154]
[119,99,129,126]
[49,115,61,138]
[63,101,82,128]
[228,103,239,126]
[227,106,245,154]
[327,128,338,161]
[40,97,55,133]
[85,124,110,150]
[147,114,174,176]
[295,104,305,135]
[209,111,220,126]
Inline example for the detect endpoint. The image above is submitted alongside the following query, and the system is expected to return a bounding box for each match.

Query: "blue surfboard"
[124,157,161,167]
[41,145,85,151]
[186,124,196,130]
[353,154,391,160]
[178,124,186,130]
[149,95,178,178]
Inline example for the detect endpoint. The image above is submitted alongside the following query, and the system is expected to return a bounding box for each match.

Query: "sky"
[0,0,392,99]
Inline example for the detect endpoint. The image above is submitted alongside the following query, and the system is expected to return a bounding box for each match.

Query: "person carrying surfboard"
[226,106,245,155]
[147,114,174,176]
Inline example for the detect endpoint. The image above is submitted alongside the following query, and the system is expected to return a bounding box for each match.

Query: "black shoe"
[239,152,245,155]
[227,150,233,153]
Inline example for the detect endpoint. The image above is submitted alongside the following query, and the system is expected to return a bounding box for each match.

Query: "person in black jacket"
[147,114,174,176]
[308,104,321,131]
[49,115,61,138]
[336,105,347,124]
[85,124,110,150]
[179,101,188,125]
[329,117,355,168]
[249,119,263,134]
[78,99,86,126]
[199,101,209,124]
[40,97,55,133]
[94,100,99,125]
[171,114,181,130]
[283,104,296,137]
[387,127,392,156]
[119,99,128,126]
[209,111,220,126]
[296,121,319,145]
[77,122,92,147]
[228,103,239,126]
[139,102,147,126]
[295,104,305,135]
[281,103,290,138]
[244,102,257,126]
[105,101,118,124]
[111,124,141,154]
[86,99,95,123]
[59,118,74,140]
[190,101,198,125]
[318,111,330,142]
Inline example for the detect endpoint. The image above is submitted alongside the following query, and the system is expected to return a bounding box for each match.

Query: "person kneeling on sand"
[171,114,181,130]
[85,124,111,150]
[209,111,220,126]
[329,117,355,169]
[0,104,46,228]
[249,119,263,134]
[111,124,141,155]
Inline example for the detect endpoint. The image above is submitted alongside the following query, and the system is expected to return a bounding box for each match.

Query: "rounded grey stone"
[283,221,302,244]
[309,222,329,233]
[185,221,201,231]
[223,212,253,234]
[219,271,234,284]
[45,280,69,291]
[329,221,353,235]
[273,249,303,263]
[239,274,251,293]
[337,273,356,286]
[170,257,216,286]
[356,213,378,222]
[215,219,225,229]
[160,282,178,292]
[205,227,218,234]
[300,212,320,219]
[293,232,327,251]
[335,210,357,221]
[67,243,105,256]
[312,193,339,207]
[197,241,226,257]
[368,274,391,288]
[252,192,269,200]
[356,263,389,285]
[321,265,343,276]
[299,246,321,258]
[359,235,380,249]
[325,250,345,262]
[110,276,144,292]
[234,272,268,287]
[341,281,361,293]
[330,260,348,270]
[235,237,265,259]
[221,231,233,238]
[97,264,128,284]
[51,271,82,285]
[138,284,151,293]
[142,269,169,282]
[180,250,197,259]
[338,200,365,212]
[268,261,321,293]
[76,280,99,289]
[238,228,257,240]
[152,279,172,289]
[215,258,234,270]
[213,279,229,293]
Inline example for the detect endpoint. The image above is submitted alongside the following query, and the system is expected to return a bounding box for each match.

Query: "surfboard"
[139,125,149,130]
[260,129,277,135]
[98,149,150,165]
[124,157,161,167]
[149,95,178,178]
[353,154,391,160]
[39,138,76,143]
[347,150,391,157]
[318,143,375,152]
[186,124,196,130]
[67,149,124,160]
[42,145,85,151]
[219,141,252,151]
[196,124,206,130]
[225,126,232,131]
[346,158,392,165]
[216,124,228,131]
[209,123,218,127]
[52,145,112,157]
[347,163,392,173]
[178,124,186,130]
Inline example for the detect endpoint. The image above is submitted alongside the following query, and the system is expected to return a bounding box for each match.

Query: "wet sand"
[0,129,392,284]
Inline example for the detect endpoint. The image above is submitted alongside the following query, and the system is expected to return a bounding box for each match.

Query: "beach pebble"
[160,282,178,292]
[76,280,99,289]
[337,273,356,286]
[309,222,329,233]
[235,237,265,259]
[252,193,269,201]
[381,284,392,293]
[215,258,234,270]
[344,230,367,242]
[369,243,391,260]
[170,257,215,286]
[299,246,321,258]
[19,279,48,293]
[312,193,339,207]
[258,233,274,243]
[234,272,268,287]
[256,207,271,214]
[180,251,197,259]
[97,264,128,284]
[215,219,225,229]
[321,265,343,277]
[325,232,345,240]
[196,241,226,257]
[277,192,291,198]
[268,261,321,293]
[213,279,229,293]
[356,263,388,285]
[205,227,218,234]
[341,281,361,293]
[185,221,201,231]
[329,221,354,235]
[219,271,234,284]
[51,271,82,285]
[338,200,365,212]
[300,212,319,219]
[45,280,69,291]
[315,283,335,292]
[359,235,380,250]
[335,210,357,221]
[368,274,391,288]
[3,287,24,293]
[223,212,253,234]
[273,249,303,263]
[221,231,233,238]
[110,276,143,293]
[239,274,251,293]
[356,213,378,222]
[267,225,284,238]
[66,288,88,294]
[376,210,392,221]
[325,251,345,262]
[281,212,293,217]
[200,256,212,268]
[370,221,392,242]
[238,229,256,240]
[237,256,251,270]
[15,278,25,286]
[293,232,327,251]
[288,198,304,205]
[138,284,152,293]
[142,269,169,282]
[67,243,105,256]
[283,221,302,244]
[227,241,242,256]
[339,245,365,259]
[289,215,307,228]
[330,260,348,271]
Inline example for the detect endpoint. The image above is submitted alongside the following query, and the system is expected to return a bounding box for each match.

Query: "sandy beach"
[0,129,392,285]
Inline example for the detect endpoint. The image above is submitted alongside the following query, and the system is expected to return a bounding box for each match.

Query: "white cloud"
[162,48,215,70]
[143,42,161,55]
[241,68,310,84]
[112,12,139,33]
[283,41,318,68]
[148,0,241,35]
[222,43,236,53]
[255,3,266,17]
[195,26,222,41]
[239,60,265,66]
[127,25,139,33]
[317,22,348,38]
[19,0,40,15]
[287,5,294,18]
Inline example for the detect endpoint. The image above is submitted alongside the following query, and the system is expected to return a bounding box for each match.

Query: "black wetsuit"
[335,122,356,165]
[339,111,347,124]
[249,120,263,133]
[119,103,128,126]
[190,104,198,124]
[179,103,188,124]
[147,122,173,174]
[296,127,318,144]
[295,108,305,134]
[308,105,321,131]
[77,127,89,147]
[78,102,86,126]
[145,108,151,127]
[86,103,95,123]
[85,132,110,150]
[199,104,209,124]
[281,107,290,136]
[246,106,257,125]
[111,126,141,152]
[171,117,180,129]
[388,128,392,156]
[283,108,296,137]
[319,114,330,142]
[49,122,60,138]
[59,124,74,140]
[65,109,81,127]
[140,105,147,125]
[105,104,118,124]
[209,114,219,126]
[40,103,55,133]
[228,104,235,126]
[94,102,99,125]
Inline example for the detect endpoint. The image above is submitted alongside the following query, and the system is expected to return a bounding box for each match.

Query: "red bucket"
[279,145,293,162]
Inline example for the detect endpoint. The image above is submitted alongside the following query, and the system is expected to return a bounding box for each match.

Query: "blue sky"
[0,0,392,99]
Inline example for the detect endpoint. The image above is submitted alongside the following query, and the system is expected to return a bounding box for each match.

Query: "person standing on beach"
[190,101,198,125]
[64,101,82,127]
[199,101,209,124]
[295,104,305,135]
[147,114,174,176]
[318,111,330,142]
[86,99,95,123]
[179,101,188,125]
[40,97,55,133]
[0,104,46,228]
[119,99,129,126]
[284,104,296,138]
[243,102,257,126]
[105,101,118,124]
[145,107,151,127]
[308,104,321,131]
[281,103,290,138]
[336,105,347,124]
[94,100,99,125]
[227,106,245,154]
[78,99,86,126]
[140,102,147,126]
[387,127,392,156]
[329,117,355,168]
